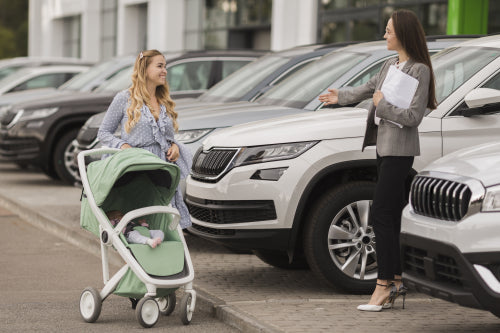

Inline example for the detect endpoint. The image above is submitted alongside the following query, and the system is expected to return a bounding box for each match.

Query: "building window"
[62,15,81,58]
[318,0,447,43]
[186,0,272,50]
[489,0,500,34]
[101,0,118,59]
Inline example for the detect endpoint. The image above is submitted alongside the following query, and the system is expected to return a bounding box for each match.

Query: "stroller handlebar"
[116,206,181,232]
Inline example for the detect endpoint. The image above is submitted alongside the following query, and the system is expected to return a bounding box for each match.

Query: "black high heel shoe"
[383,280,408,309]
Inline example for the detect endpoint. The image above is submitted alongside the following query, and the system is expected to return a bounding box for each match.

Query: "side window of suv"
[9,73,72,92]
[347,60,386,88]
[321,59,390,109]
[167,61,213,92]
[483,71,500,90]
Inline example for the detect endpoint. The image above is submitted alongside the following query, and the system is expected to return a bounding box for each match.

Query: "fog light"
[250,167,288,181]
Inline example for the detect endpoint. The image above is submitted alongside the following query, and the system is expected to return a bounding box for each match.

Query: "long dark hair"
[392,9,437,109]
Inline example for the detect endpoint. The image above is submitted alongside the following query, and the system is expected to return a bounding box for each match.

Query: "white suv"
[186,36,500,292]
[400,141,500,318]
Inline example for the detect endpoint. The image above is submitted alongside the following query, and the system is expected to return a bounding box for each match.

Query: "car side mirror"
[464,88,500,108]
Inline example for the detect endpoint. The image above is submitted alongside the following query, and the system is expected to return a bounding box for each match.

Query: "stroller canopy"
[86,148,180,206]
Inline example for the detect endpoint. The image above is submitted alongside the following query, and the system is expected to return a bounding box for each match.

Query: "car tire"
[253,249,309,269]
[304,181,377,294]
[53,129,80,185]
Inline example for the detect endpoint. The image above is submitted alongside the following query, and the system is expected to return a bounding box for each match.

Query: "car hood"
[13,91,116,110]
[422,141,500,187]
[178,101,297,129]
[202,108,368,148]
[0,88,59,107]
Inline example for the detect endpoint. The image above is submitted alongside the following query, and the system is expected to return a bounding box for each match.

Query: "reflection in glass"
[200,54,289,102]
[432,47,500,104]
[258,51,369,109]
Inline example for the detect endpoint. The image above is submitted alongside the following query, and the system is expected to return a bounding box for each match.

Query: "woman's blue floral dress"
[97,90,193,228]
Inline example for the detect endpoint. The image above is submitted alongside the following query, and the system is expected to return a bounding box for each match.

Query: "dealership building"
[29,0,498,62]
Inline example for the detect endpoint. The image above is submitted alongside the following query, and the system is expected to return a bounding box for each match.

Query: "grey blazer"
[338,57,431,157]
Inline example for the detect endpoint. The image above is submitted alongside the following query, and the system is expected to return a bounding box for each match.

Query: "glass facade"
[488,0,500,35]
[62,15,81,58]
[318,0,448,43]
[101,0,117,60]
[185,0,272,50]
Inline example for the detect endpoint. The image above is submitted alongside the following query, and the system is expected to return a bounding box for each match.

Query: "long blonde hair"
[125,49,178,133]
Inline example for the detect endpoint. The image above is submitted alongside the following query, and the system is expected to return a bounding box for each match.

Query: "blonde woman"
[98,49,192,228]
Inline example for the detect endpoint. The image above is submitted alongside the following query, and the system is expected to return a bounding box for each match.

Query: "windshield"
[94,66,133,93]
[198,54,290,103]
[0,66,23,81]
[59,59,120,92]
[258,51,369,109]
[433,46,500,104]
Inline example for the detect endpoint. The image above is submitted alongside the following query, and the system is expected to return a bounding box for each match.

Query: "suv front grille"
[403,245,464,287]
[410,175,472,221]
[191,147,239,182]
[186,196,277,224]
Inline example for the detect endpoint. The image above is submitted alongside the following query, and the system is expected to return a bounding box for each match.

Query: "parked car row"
[183,35,500,317]
[69,36,463,186]
[0,50,263,183]
[1,35,499,318]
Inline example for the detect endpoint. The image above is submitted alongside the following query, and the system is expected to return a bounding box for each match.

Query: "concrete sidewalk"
[1,163,499,332]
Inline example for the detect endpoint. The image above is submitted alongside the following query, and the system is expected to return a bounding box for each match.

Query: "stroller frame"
[78,148,196,328]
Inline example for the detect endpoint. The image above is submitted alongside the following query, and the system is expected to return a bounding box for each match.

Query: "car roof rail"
[317,40,366,49]
[426,34,485,41]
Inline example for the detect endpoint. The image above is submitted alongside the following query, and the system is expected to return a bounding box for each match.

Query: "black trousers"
[371,154,414,280]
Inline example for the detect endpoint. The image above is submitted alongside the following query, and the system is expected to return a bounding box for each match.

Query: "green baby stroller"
[78,147,196,328]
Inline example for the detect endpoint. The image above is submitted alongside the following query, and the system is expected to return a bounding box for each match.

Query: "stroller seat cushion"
[128,241,184,276]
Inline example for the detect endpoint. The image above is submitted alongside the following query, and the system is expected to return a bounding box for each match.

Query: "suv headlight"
[19,107,59,122]
[482,184,500,212]
[234,141,318,167]
[175,129,213,143]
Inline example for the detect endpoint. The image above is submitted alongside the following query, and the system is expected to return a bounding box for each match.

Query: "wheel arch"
[42,115,91,171]
[286,158,418,261]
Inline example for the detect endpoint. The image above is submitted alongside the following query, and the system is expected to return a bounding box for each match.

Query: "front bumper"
[0,131,40,164]
[185,154,314,249]
[401,228,500,317]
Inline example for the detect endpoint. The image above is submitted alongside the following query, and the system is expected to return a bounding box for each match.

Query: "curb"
[0,193,277,332]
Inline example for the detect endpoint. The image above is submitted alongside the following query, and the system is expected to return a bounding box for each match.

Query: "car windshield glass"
[94,66,133,92]
[433,46,500,104]
[198,55,290,103]
[0,66,23,81]
[257,51,369,109]
[59,59,118,92]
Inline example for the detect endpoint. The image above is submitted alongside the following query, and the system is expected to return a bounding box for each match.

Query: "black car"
[0,50,264,184]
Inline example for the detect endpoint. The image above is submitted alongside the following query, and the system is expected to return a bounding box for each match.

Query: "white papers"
[375,65,419,128]
[381,65,419,109]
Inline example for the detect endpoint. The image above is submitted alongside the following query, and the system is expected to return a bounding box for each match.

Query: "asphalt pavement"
[1,162,499,333]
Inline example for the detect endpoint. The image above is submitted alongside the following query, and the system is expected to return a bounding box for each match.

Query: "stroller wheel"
[79,287,102,323]
[158,293,176,316]
[136,297,159,328]
[180,294,193,325]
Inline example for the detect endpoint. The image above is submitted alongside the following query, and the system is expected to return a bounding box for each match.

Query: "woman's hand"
[318,88,339,105]
[373,90,384,107]
[120,143,132,149]
[166,143,179,162]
